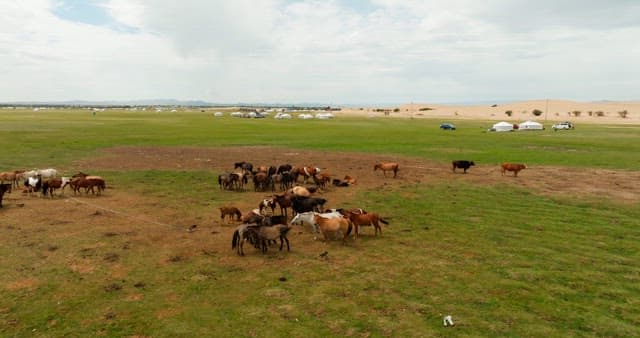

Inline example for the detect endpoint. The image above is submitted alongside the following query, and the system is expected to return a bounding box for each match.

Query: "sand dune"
[340,99,640,124]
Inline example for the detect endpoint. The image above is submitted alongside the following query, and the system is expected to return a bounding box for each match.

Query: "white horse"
[37,168,57,179]
[22,170,39,179]
[290,211,343,240]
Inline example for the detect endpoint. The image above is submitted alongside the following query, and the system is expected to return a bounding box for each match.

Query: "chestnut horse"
[340,209,389,237]
[374,162,399,178]
[220,206,242,223]
[291,166,320,183]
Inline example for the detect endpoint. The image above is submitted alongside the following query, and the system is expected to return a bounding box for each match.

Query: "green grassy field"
[1,108,639,337]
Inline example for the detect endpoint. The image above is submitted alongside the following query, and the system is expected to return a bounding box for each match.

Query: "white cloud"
[1,0,638,103]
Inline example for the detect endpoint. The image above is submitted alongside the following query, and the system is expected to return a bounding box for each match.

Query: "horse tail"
[379,218,389,225]
[232,229,239,250]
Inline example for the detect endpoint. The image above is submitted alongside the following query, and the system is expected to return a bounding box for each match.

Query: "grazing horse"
[41,177,71,198]
[218,173,232,190]
[229,171,248,191]
[313,172,331,190]
[256,224,291,253]
[374,162,399,178]
[313,214,353,244]
[252,172,271,192]
[452,160,475,174]
[220,206,242,223]
[0,182,12,208]
[69,177,105,195]
[501,163,527,177]
[340,209,389,237]
[231,224,260,256]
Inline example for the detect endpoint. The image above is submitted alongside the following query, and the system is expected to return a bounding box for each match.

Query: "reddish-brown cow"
[501,163,527,177]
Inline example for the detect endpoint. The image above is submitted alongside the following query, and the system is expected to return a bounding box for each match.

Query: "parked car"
[552,121,574,130]
[440,123,456,130]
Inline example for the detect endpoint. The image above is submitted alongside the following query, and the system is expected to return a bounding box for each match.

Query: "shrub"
[505,110,513,117]
[595,111,605,117]
[393,108,400,112]
[532,109,543,116]
[419,107,433,111]
[618,110,628,118]
[572,110,582,117]
[588,111,593,116]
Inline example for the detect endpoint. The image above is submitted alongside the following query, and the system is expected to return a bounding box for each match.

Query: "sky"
[1,0,639,105]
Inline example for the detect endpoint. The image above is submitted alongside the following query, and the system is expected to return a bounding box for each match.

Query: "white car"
[552,122,574,130]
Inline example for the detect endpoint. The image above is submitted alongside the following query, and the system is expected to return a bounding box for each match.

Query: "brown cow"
[501,163,527,177]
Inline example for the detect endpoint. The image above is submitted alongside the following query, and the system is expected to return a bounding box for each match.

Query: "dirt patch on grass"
[78,145,640,204]
[5,278,39,291]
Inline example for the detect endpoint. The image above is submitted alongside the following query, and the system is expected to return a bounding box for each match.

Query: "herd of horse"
[218,162,332,192]
[2,159,528,257]
[224,159,528,256]
[224,161,401,256]
[0,169,107,204]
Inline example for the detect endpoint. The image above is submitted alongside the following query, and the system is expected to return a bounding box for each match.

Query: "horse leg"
[284,236,290,251]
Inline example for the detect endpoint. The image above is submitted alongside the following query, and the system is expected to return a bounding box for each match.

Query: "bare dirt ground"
[2,146,639,272]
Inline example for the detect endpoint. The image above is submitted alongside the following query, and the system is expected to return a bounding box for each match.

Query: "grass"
[1,108,639,169]
[1,108,639,336]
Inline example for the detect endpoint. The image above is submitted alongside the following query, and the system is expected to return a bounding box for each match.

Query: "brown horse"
[0,170,24,188]
[272,193,292,219]
[69,177,106,195]
[313,214,353,244]
[374,162,399,178]
[340,209,389,237]
[220,206,242,223]
[313,172,331,190]
[291,166,320,183]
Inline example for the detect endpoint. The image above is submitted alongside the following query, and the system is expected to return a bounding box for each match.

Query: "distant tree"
[505,110,513,117]
[393,108,400,112]
[595,111,605,117]
[618,110,628,118]
[532,109,543,116]
[572,110,582,117]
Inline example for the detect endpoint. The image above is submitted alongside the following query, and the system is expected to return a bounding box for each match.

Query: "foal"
[220,206,242,223]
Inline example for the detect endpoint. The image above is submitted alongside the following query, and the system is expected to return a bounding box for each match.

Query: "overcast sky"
[1,0,639,104]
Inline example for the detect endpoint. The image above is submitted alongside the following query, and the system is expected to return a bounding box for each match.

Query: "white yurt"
[518,120,544,130]
[492,121,514,132]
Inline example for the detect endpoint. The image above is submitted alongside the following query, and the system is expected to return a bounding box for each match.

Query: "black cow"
[452,160,475,174]
[0,183,12,208]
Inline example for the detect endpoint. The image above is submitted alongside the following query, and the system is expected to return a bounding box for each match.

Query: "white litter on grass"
[443,315,454,326]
